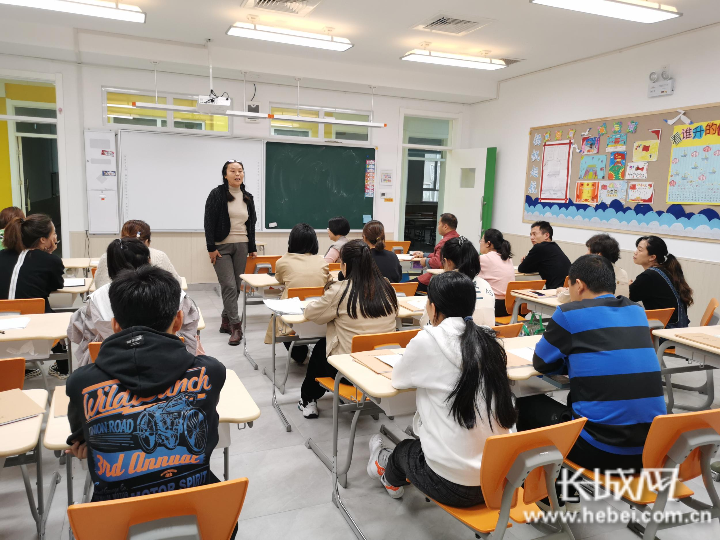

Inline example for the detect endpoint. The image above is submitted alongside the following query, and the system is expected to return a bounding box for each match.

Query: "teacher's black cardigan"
[204,183,257,253]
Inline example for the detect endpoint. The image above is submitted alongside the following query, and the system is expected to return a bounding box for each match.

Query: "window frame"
[269,103,372,144]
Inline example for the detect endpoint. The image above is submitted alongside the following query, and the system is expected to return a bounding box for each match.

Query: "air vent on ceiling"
[240,0,323,17]
[414,14,494,36]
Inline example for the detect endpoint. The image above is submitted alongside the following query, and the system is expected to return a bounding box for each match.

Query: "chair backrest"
[0,357,25,391]
[244,255,281,274]
[286,286,326,301]
[384,241,410,254]
[91,267,97,278]
[700,298,720,327]
[351,329,421,353]
[645,308,675,328]
[88,342,101,363]
[68,477,249,540]
[504,280,547,316]
[0,298,45,315]
[481,418,586,508]
[563,275,569,288]
[643,409,720,482]
[493,323,524,339]
[391,282,418,297]
[328,263,341,272]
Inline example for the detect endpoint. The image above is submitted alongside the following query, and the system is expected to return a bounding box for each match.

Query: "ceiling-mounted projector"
[197,90,232,114]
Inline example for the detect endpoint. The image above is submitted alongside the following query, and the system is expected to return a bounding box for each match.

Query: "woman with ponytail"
[361,220,402,282]
[479,229,515,316]
[0,214,66,378]
[367,271,516,504]
[204,160,258,345]
[298,239,398,418]
[631,235,693,327]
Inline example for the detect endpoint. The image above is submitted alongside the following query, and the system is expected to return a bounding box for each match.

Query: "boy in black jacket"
[65,266,226,502]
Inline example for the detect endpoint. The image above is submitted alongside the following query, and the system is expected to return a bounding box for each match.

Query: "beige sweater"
[218,185,248,244]
[94,246,181,289]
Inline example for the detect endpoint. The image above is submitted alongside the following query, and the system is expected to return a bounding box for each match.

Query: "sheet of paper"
[599,181,628,204]
[0,388,45,426]
[262,298,304,315]
[376,354,403,368]
[509,347,536,362]
[63,278,85,287]
[627,182,654,203]
[579,155,606,180]
[403,297,427,309]
[0,317,30,331]
[539,140,572,202]
[396,254,413,261]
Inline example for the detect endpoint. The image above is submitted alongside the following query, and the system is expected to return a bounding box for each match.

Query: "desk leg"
[241,282,258,370]
[657,341,675,413]
[510,299,521,324]
[267,315,291,432]
[65,338,73,375]
[224,447,229,481]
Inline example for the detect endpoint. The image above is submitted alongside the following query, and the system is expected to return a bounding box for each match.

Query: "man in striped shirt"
[516,254,666,474]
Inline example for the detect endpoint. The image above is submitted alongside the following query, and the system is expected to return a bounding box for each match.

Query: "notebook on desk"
[0,389,45,426]
[350,349,404,380]
[520,289,557,298]
[677,333,720,350]
[398,297,427,312]
[505,346,536,369]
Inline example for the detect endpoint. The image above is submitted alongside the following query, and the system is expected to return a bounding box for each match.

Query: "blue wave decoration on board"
[524,196,720,240]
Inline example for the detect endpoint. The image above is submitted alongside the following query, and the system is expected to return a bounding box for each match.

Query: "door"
[402,147,445,253]
[442,148,494,245]
[18,137,62,256]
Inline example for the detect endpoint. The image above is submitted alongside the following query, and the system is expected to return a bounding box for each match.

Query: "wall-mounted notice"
[539,140,572,203]
[599,181,628,204]
[667,120,720,204]
[628,182,654,203]
[365,160,376,198]
[380,170,393,186]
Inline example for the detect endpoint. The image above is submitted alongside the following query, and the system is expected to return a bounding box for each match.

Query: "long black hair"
[441,236,480,280]
[3,214,53,253]
[482,228,513,261]
[338,239,398,319]
[106,238,151,280]
[288,223,319,255]
[636,235,693,306]
[222,160,251,204]
[428,272,517,431]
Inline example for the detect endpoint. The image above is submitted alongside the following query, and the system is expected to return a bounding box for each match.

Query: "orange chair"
[420,418,586,539]
[564,409,720,540]
[328,262,341,272]
[644,308,675,329]
[563,275,569,288]
[493,323,524,339]
[68,477,249,540]
[391,282,418,297]
[384,241,411,254]
[88,342,101,363]
[0,298,45,315]
[244,255,281,275]
[91,267,97,278]
[0,357,25,391]
[495,280,547,325]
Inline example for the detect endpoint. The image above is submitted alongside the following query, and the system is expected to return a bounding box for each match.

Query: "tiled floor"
[3,285,720,539]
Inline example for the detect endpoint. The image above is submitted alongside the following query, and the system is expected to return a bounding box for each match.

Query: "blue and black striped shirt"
[533,294,666,456]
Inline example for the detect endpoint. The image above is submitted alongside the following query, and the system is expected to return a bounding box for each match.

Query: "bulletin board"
[523,102,720,242]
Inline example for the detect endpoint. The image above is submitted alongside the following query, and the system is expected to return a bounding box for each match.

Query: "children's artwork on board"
[579,155,607,180]
[627,182,654,203]
[575,181,599,204]
[544,131,551,142]
[539,140,573,203]
[599,181,628,204]
[531,150,540,162]
[626,162,648,179]
[530,166,539,178]
[613,122,622,134]
[568,129,576,140]
[581,136,600,154]
[649,128,662,141]
[667,120,720,204]
[528,181,538,194]
[533,133,542,146]
[581,128,591,137]
[627,121,639,134]
[632,140,660,162]
[598,123,608,136]
[606,134,627,152]
[607,152,626,180]
[555,130,563,141]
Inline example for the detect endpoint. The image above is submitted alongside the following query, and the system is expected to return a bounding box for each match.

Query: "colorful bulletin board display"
[523,102,720,242]
[667,121,720,204]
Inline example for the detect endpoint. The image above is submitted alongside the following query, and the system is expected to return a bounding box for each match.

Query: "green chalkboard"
[265,142,374,230]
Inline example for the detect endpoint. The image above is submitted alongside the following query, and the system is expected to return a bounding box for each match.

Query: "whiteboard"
[118,131,263,231]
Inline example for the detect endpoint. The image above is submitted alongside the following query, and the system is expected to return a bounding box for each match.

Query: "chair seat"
[431,501,508,534]
[563,459,694,505]
[509,488,542,523]
[316,377,369,403]
[495,315,525,325]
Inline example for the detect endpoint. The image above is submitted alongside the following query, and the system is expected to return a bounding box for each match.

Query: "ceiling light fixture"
[0,0,146,23]
[529,0,681,23]
[227,19,353,51]
[401,46,507,70]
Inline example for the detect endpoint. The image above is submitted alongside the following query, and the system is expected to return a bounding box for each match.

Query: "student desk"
[44,368,260,538]
[315,335,552,540]
[88,276,188,294]
[509,290,561,324]
[0,312,73,374]
[238,273,282,370]
[62,259,91,278]
[55,278,93,304]
[652,325,720,412]
[425,268,540,281]
[1,389,56,539]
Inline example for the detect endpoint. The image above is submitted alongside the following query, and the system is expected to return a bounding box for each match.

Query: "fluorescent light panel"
[272,114,386,128]
[530,0,680,23]
[0,0,146,22]
[401,49,506,71]
[227,22,352,51]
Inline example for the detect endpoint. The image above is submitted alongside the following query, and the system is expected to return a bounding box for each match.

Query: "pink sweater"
[479,251,515,298]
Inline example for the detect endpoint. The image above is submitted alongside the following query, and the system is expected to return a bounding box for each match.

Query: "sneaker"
[298,399,318,419]
[49,363,69,380]
[367,434,404,499]
[25,368,41,380]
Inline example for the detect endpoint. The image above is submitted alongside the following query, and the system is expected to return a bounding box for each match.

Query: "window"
[15,107,57,135]
[103,89,230,133]
[270,106,319,138]
[270,105,371,142]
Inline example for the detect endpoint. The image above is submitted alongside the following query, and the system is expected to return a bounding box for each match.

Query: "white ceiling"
[0,0,718,103]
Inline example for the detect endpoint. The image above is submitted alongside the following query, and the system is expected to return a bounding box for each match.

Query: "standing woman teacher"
[204,160,257,346]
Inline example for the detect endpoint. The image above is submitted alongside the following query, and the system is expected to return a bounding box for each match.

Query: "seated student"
[419,237,495,327]
[324,216,350,263]
[298,240,398,418]
[94,219,180,288]
[65,266,227,503]
[517,221,571,289]
[410,213,460,294]
[0,206,24,249]
[69,238,200,367]
[338,220,402,283]
[264,223,330,363]
[516,255,665,483]
[368,271,516,504]
[479,229,515,316]
[630,235,692,328]
[0,214,67,379]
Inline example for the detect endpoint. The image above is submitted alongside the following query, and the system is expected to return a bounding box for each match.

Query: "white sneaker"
[298,399,318,419]
[367,434,404,499]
